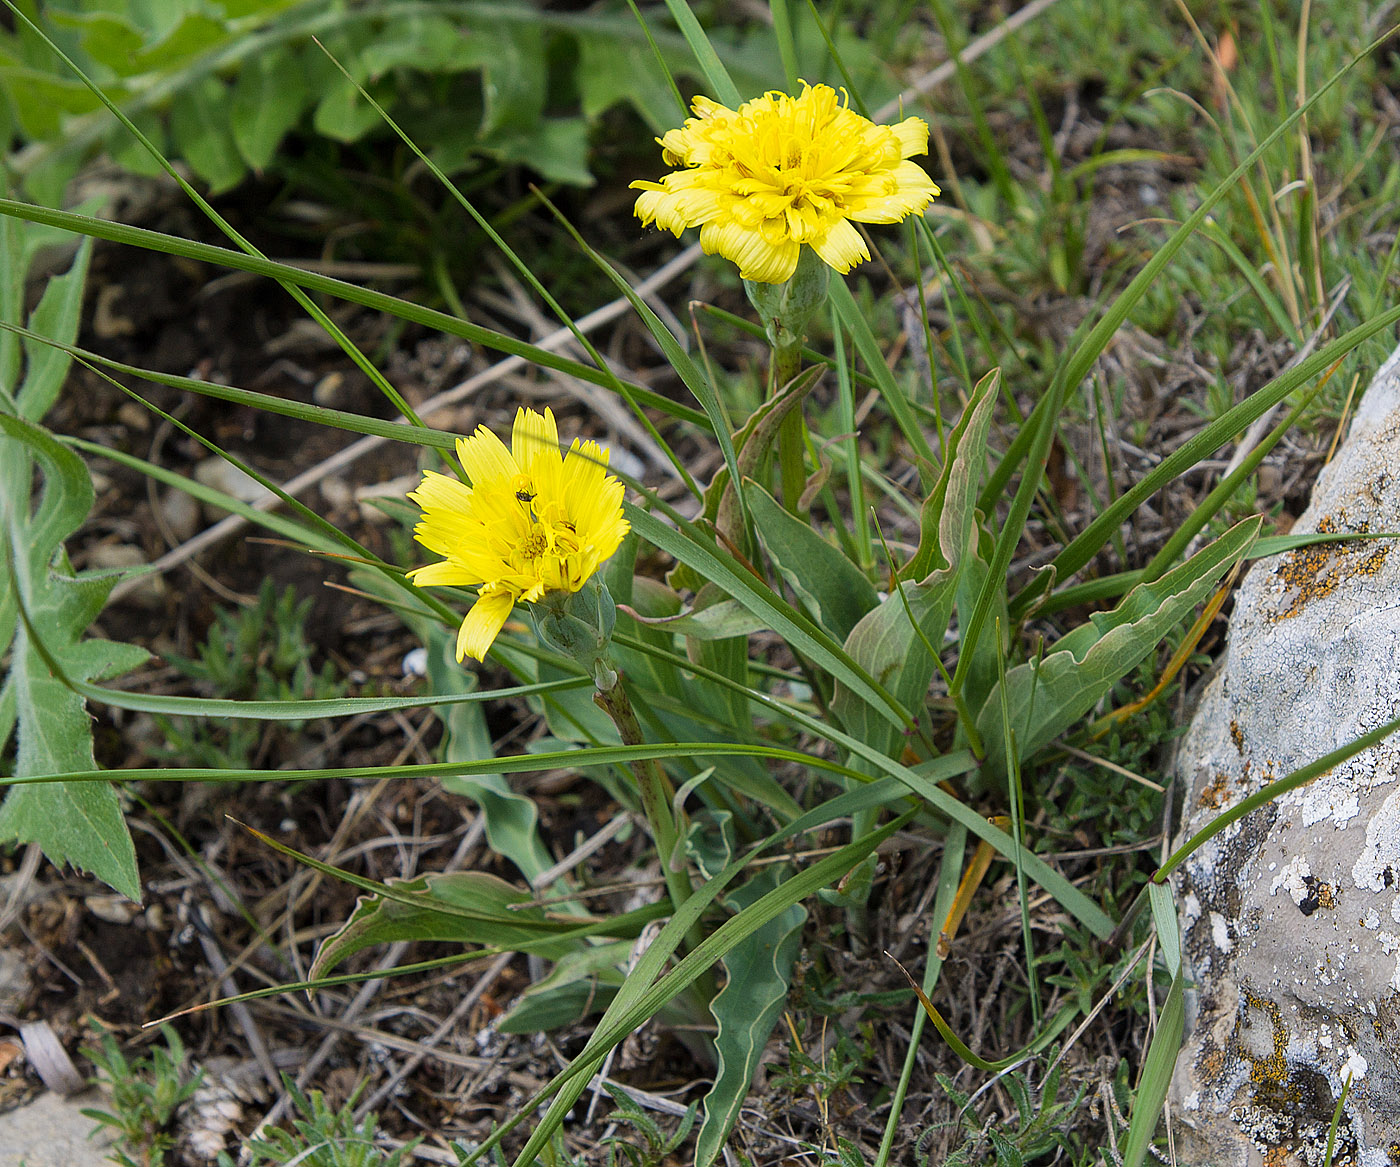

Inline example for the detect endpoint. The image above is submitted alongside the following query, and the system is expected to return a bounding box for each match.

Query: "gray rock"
[0,1089,116,1167]
[1169,340,1400,1165]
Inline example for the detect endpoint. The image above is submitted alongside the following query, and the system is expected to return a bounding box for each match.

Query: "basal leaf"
[696,866,807,1167]
[0,414,145,902]
[833,368,999,750]
[228,44,309,171]
[310,871,576,981]
[975,517,1262,778]
[748,479,879,643]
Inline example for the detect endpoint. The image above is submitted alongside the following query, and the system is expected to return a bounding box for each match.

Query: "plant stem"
[594,674,696,925]
[773,339,806,512]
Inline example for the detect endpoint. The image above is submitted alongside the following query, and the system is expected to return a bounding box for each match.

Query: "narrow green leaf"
[0,197,698,411]
[1122,884,1186,1167]
[659,0,740,107]
[830,280,937,488]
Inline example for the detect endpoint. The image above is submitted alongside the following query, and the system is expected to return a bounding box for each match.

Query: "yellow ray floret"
[407,407,630,662]
[633,82,940,283]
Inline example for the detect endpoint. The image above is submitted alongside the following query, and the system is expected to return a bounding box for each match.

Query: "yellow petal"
[700,220,799,284]
[456,426,518,486]
[408,559,482,587]
[890,116,930,160]
[457,587,516,661]
[407,469,473,514]
[512,407,560,475]
[810,219,869,274]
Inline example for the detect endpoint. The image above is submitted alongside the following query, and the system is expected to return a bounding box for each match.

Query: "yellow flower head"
[407,407,630,662]
[632,82,940,284]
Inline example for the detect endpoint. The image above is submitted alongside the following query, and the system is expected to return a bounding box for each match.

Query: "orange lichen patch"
[1230,719,1245,754]
[1198,770,1233,809]
[1269,515,1391,622]
[1232,992,1290,1089]
[1199,1045,1227,1081]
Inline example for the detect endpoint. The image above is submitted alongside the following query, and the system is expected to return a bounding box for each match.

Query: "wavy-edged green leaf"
[0,414,145,902]
[748,480,879,642]
[15,239,91,421]
[833,368,999,750]
[627,505,911,735]
[495,814,913,1167]
[697,866,806,1167]
[310,871,577,981]
[977,517,1262,779]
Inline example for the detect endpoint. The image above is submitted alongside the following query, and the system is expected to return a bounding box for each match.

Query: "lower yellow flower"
[633,81,940,284]
[407,407,630,662]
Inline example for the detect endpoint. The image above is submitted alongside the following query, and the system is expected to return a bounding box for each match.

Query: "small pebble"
[160,487,201,541]
[402,647,428,677]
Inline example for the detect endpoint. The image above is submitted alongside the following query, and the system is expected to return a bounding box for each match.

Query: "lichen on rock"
[1170,342,1400,1166]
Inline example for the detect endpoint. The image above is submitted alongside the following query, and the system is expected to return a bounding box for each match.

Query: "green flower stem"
[773,339,807,512]
[747,247,830,515]
[593,674,697,930]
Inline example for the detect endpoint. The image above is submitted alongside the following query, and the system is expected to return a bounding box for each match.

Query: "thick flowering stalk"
[632,81,939,284]
[407,407,629,662]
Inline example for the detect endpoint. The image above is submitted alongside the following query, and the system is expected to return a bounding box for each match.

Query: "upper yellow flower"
[632,82,940,284]
[407,408,630,662]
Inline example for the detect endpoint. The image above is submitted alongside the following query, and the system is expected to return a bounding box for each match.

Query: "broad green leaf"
[497,940,631,1033]
[747,479,879,642]
[0,66,98,138]
[310,871,576,980]
[16,238,90,421]
[130,13,227,72]
[833,368,999,750]
[169,74,246,192]
[498,978,621,1035]
[493,116,593,186]
[696,867,806,1167]
[44,10,144,77]
[228,44,309,171]
[575,31,681,131]
[627,506,910,735]
[0,415,145,902]
[976,517,1263,778]
[360,13,460,75]
[458,21,544,139]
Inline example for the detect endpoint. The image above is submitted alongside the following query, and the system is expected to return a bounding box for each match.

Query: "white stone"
[1169,341,1400,1163]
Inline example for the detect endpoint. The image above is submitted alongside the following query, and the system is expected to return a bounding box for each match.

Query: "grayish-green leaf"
[976,517,1262,778]
[696,867,807,1167]
[748,480,879,642]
